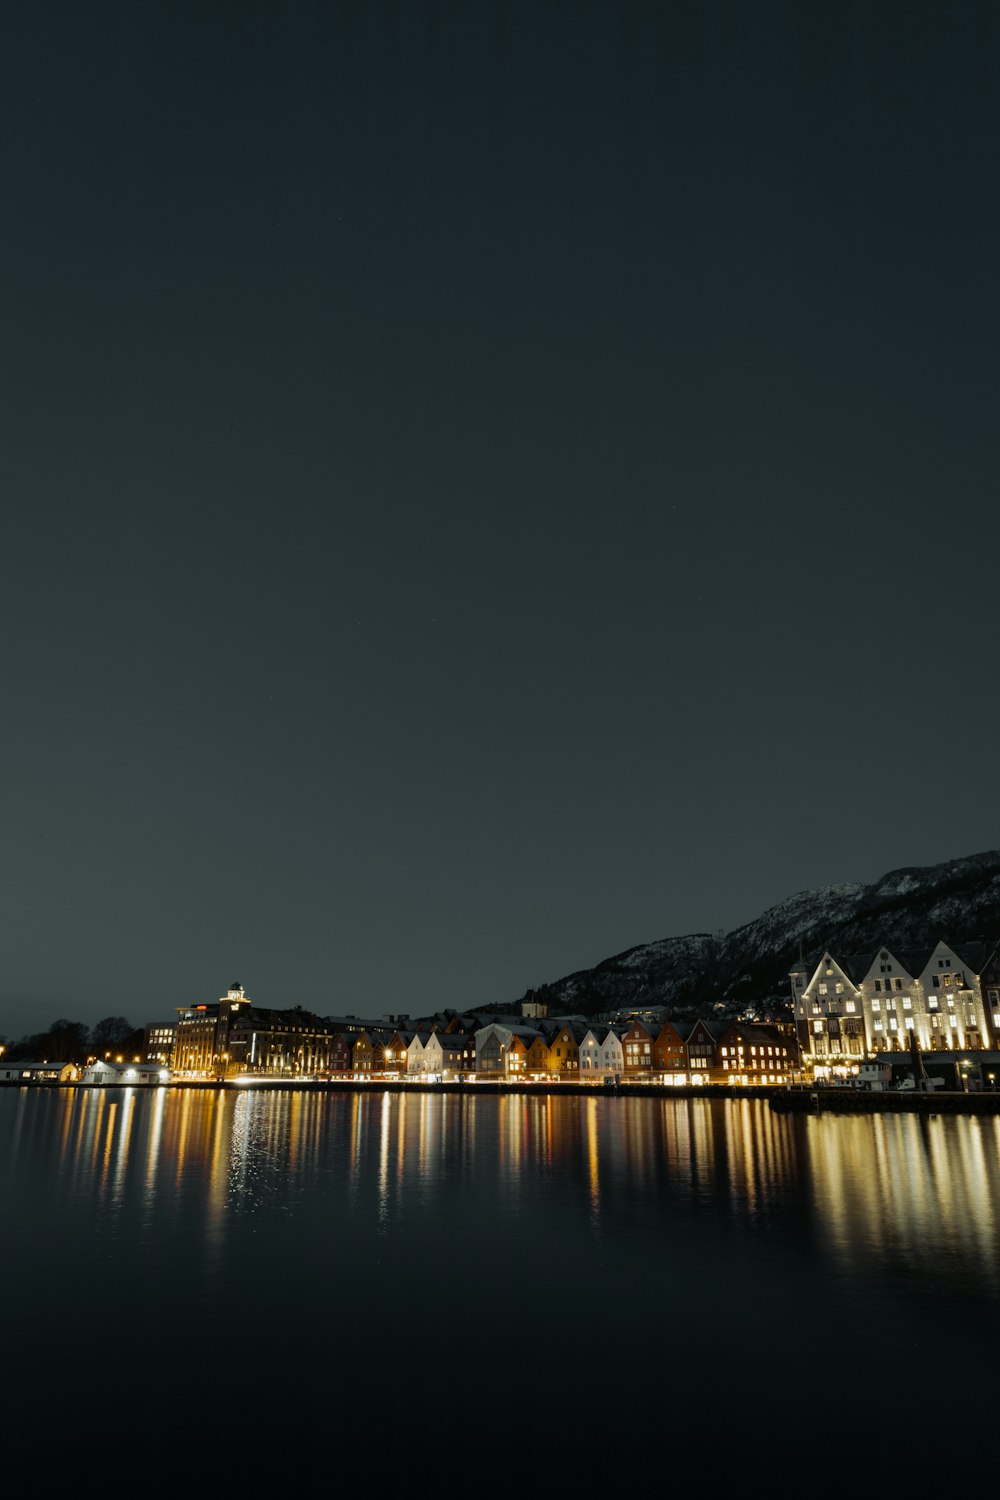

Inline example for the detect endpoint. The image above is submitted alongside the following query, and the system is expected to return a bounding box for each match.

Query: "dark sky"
[3,1,998,1038]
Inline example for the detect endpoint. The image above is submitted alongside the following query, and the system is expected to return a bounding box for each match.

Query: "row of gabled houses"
[471,1017,796,1086]
[11,934,1000,1089]
[1,1011,798,1088]
[789,937,1000,1073]
[160,986,799,1086]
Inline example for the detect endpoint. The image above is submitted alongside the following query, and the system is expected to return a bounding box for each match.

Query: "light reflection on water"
[802,1110,1000,1295]
[5,1089,1000,1263]
[5,1088,1000,1274]
[2,1088,999,1475]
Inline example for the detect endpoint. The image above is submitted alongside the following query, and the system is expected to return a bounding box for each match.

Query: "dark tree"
[121,1027,145,1062]
[91,1016,135,1056]
[5,1032,44,1062]
[43,1019,90,1063]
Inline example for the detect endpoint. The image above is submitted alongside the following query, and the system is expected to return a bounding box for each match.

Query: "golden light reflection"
[378,1090,391,1226]
[586,1096,600,1222]
[349,1090,363,1201]
[100,1100,117,1190]
[111,1090,134,1205]
[58,1090,75,1160]
[7,1088,1000,1306]
[396,1090,408,1198]
[203,1090,229,1262]
[174,1089,193,1190]
[88,1089,107,1176]
[723,1097,795,1217]
[143,1085,166,1214]
[801,1111,1000,1292]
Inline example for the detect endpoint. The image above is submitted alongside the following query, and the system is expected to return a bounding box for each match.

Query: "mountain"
[526,849,1000,1020]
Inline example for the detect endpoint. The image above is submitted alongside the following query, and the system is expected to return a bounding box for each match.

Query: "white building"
[576,1028,626,1081]
[0,1061,79,1083]
[791,940,993,1070]
[791,951,866,1073]
[421,1031,474,1079]
[83,1060,168,1086]
[404,1034,430,1078]
[577,1029,605,1079]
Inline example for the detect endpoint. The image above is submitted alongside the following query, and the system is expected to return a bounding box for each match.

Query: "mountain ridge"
[524,848,1000,1019]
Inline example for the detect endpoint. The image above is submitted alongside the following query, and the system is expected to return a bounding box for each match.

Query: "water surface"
[2,1088,996,1477]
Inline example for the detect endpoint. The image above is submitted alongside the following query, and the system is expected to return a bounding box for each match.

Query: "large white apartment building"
[790,940,1000,1071]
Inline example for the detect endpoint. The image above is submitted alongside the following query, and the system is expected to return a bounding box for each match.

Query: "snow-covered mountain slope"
[528,849,1000,1018]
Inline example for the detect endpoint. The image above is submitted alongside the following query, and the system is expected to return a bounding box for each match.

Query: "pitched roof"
[720,1022,790,1048]
[9,1060,75,1071]
[686,1020,718,1042]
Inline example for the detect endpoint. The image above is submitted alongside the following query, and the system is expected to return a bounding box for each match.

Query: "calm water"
[2,1087,998,1477]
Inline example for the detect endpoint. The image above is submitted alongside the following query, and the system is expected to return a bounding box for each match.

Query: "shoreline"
[2,1078,1000,1113]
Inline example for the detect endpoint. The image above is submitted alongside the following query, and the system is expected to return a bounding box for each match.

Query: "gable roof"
[686,1020,718,1042]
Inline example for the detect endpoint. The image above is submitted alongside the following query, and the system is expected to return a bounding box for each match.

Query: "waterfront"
[2,1087,999,1478]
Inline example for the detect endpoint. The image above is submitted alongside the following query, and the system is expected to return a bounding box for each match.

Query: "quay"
[769,1086,1000,1115]
[4,1076,1000,1114]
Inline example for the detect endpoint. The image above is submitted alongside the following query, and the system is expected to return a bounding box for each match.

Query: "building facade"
[143,1023,176,1067]
[173,983,339,1078]
[791,941,997,1073]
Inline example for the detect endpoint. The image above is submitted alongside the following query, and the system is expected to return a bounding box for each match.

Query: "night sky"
[3,1,998,1039]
